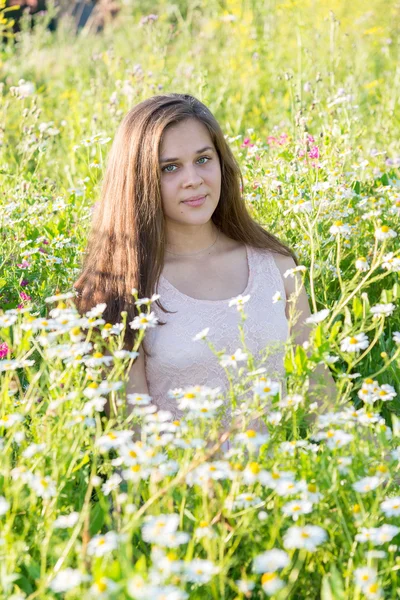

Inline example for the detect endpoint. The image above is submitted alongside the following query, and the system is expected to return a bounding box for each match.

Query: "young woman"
[73,93,335,436]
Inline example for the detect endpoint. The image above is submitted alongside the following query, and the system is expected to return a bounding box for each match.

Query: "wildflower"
[393,332,400,344]
[29,475,56,499]
[134,293,160,307]
[272,291,283,303]
[370,303,396,318]
[219,348,248,368]
[234,430,269,449]
[129,311,159,330]
[337,456,353,474]
[186,461,233,486]
[89,578,119,597]
[253,377,281,398]
[352,476,382,493]
[283,265,307,278]
[236,580,255,593]
[329,221,351,236]
[279,394,304,409]
[252,548,290,573]
[374,225,397,240]
[122,464,152,483]
[340,332,369,353]
[0,413,24,428]
[96,430,133,452]
[228,294,251,310]
[233,493,263,509]
[101,473,122,496]
[194,522,216,539]
[360,524,400,545]
[259,572,285,595]
[142,514,181,544]
[180,559,219,584]
[356,256,370,271]
[381,252,400,271]
[192,327,210,341]
[87,531,120,557]
[381,497,400,517]
[48,568,88,593]
[354,567,377,589]
[282,500,313,521]
[305,308,330,324]
[53,512,79,528]
[267,411,283,425]
[283,525,327,551]
[127,392,153,406]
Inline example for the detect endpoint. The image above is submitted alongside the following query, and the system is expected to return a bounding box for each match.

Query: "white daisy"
[129,311,159,330]
[354,566,377,588]
[283,525,327,551]
[305,309,330,324]
[370,303,396,318]
[352,476,382,493]
[48,568,88,593]
[252,548,290,573]
[355,257,370,271]
[192,327,210,341]
[53,512,79,529]
[374,225,397,240]
[381,252,400,271]
[329,221,351,236]
[282,500,313,521]
[180,559,219,584]
[261,572,286,596]
[228,294,251,310]
[283,265,307,278]
[381,497,400,517]
[340,332,369,352]
[272,291,283,303]
[87,531,120,557]
[219,348,248,368]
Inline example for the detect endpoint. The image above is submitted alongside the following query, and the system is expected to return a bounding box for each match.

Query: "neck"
[165,223,219,255]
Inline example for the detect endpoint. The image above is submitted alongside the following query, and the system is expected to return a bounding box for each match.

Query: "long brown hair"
[72,93,298,353]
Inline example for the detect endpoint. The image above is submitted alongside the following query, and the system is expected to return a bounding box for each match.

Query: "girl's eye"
[162,156,211,173]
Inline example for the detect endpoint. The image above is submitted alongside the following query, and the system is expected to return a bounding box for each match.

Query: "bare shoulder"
[269,252,297,299]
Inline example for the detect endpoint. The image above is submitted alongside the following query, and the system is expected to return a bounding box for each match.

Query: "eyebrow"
[159,146,214,163]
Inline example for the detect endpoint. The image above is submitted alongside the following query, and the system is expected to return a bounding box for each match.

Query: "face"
[158,119,222,229]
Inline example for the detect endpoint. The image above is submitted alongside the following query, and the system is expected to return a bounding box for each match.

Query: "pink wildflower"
[0,342,10,359]
[19,292,31,302]
[17,260,30,269]
[308,146,319,159]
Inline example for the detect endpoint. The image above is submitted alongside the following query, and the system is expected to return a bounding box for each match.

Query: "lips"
[182,195,207,207]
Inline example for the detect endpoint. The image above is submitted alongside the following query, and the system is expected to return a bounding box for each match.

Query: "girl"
[73,93,335,439]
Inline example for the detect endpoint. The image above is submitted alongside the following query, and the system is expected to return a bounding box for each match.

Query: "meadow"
[1,0,400,597]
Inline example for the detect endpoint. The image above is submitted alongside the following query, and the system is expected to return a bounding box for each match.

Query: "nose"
[182,164,204,188]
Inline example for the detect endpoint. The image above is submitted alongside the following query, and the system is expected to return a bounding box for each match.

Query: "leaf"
[89,502,105,536]
[321,575,334,600]
[380,288,393,304]
[343,307,352,328]
[284,352,294,374]
[352,296,363,320]
[321,566,345,600]
[393,282,400,300]
[294,345,308,375]
[329,321,342,342]
[72,453,90,473]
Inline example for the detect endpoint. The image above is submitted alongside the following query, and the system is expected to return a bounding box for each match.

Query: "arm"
[274,254,338,422]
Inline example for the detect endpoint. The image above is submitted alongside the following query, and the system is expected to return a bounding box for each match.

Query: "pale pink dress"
[143,244,289,447]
